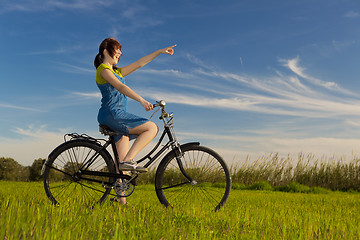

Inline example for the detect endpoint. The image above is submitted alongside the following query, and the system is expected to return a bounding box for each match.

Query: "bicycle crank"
[114,178,135,197]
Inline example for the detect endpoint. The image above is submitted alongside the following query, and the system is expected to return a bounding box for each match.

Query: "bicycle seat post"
[99,125,121,168]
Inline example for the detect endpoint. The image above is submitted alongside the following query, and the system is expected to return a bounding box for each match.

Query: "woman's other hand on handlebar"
[140,99,154,111]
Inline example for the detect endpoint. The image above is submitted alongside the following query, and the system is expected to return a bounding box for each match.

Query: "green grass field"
[1,181,359,239]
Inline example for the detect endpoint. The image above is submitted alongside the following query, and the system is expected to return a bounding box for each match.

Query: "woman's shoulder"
[96,64,123,85]
[97,63,111,73]
[96,64,111,85]
[97,64,122,76]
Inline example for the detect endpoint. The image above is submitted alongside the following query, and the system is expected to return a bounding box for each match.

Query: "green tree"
[0,157,28,181]
[29,158,45,181]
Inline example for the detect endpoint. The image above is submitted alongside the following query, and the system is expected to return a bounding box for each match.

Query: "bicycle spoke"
[159,181,191,190]
[51,181,72,198]
[43,140,115,206]
[156,144,231,211]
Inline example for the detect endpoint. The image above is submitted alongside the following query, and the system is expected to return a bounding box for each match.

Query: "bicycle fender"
[47,140,71,160]
[180,142,200,148]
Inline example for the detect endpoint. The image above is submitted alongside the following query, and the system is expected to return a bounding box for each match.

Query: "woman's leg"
[122,121,158,162]
[115,135,130,163]
[114,135,130,205]
[112,122,157,205]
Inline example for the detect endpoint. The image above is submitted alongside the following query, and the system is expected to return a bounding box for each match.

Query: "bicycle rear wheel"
[155,144,231,211]
[43,139,115,206]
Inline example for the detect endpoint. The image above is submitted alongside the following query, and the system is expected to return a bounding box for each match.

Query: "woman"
[94,38,176,174]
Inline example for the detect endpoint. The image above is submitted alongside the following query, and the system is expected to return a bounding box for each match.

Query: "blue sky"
[1,0,360,166]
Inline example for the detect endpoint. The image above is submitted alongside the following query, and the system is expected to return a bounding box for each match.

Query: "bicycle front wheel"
[155,144,231,211]
[43,139,115,206]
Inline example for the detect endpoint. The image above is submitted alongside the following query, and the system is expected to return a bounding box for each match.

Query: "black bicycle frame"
[138,126,176,168]
[79,125,178,181]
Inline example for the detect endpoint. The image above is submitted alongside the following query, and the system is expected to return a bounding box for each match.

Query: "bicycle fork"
[172,143,198,186]
[165,123,198,185]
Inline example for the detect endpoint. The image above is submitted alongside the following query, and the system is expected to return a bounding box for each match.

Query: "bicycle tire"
[43,139,116,206]
[155,144,231,211]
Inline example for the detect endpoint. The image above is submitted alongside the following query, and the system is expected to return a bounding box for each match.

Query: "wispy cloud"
[344,10,360,18]
[141,88,360,118]
[13,125,57,138]
[280,56,344,91]
[52,62,93,74]
[109,2,162,33]
[22,45,82,56]
[0,125,71,165]
[72,54,360,119]
[0,0,113,14]
[176,130,360,164]
[72,92,101,99]
[185,53,215,70]
[138,68,197,80]
[22,48,67,56]
[0,0,161,33]
[332,39,357,52]
[0,103,44,112]
[136,55,360,118]
[6,53,360,165]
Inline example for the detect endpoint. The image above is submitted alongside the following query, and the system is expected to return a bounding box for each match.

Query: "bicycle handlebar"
[153,100,166,108]
[151,100,173,121]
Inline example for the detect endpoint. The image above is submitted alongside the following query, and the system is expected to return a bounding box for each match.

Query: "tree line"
[0,157,44,181]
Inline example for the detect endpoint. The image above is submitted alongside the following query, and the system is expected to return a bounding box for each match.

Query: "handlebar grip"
[153,100,166,108]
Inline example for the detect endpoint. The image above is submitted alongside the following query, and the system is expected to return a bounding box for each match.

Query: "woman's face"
[113,49,122,64]
[104,48,122,65]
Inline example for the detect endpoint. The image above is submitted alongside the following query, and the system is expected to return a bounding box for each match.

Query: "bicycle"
[42,100,231,211]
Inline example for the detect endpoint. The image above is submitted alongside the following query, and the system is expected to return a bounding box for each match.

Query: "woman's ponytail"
[94,52,103,69]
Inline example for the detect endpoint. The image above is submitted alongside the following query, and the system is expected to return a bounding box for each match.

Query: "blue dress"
[96,64,148,142]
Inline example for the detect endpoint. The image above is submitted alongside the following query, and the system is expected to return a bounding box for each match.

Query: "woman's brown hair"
[94,38,122,69]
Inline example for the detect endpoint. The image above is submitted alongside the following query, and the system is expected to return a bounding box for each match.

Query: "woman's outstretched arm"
[121,45,176,77]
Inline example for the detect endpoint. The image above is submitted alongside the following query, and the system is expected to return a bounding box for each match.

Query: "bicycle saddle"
[99,125,119,136]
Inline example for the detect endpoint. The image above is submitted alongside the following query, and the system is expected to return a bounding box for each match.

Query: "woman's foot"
[118,161,148,172]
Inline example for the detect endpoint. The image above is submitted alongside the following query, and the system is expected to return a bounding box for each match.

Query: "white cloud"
[332,39,356,51]
[23,44,84,56]
[110,2,163,32]
[146,58,360,118]
[51,62,93,74]
[33,54,360,166]
[0,103,44,112]
[0,126,70,166]
[72,92,101,99]
[176,130,360,165]
[185,53,215,70]
[143,87,360,118]
[345,120,360,127]
[68,54,360,119]
[5,121,360,166]
[344,10,360,18]
[280,56,343,91]
[23,48,67,55]
[0,0,113,13]
[138,68,196,80]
